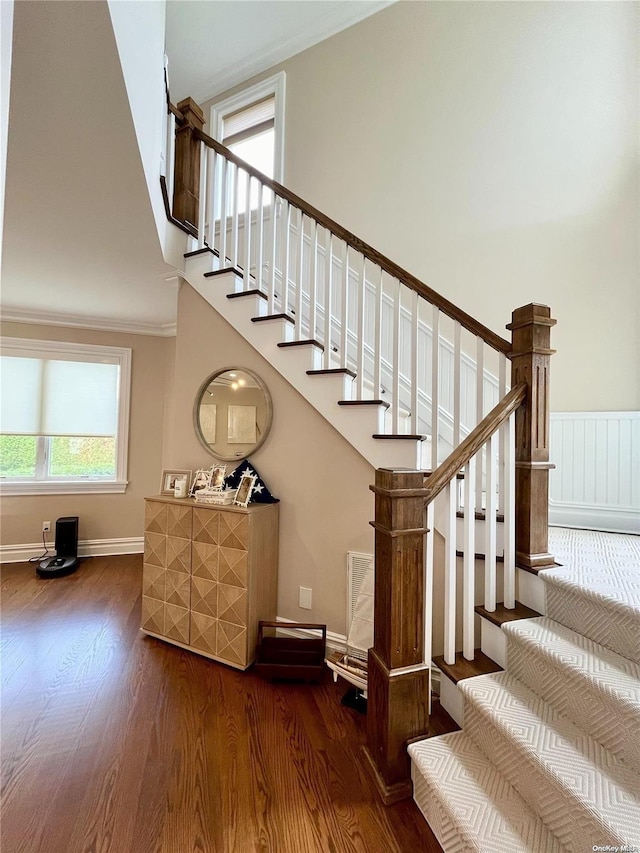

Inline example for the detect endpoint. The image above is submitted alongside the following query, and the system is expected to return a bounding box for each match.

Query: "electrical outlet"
[42,521,51,534]
[299,586,312,610]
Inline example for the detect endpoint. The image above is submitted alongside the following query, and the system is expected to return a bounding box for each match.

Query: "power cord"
[28,529,51,563]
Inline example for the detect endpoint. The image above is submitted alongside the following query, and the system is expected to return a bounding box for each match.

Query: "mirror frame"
[193,366,273,461]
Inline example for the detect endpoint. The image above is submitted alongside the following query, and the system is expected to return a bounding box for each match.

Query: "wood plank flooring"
[1,555,444,853]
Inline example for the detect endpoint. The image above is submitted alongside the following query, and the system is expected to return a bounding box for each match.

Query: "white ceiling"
[1,0,392,336]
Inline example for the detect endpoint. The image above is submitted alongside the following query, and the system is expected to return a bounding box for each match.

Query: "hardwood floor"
[1,555,444,853]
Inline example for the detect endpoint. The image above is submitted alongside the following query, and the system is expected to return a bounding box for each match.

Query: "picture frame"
[189,467,213,497]
[160,469,192,496]
[210,464,227,491]
[233,472,257,507]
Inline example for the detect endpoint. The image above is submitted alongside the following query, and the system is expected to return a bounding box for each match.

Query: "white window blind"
[0,338,131,495]
[223,95,275,147]
[1,357,119,437]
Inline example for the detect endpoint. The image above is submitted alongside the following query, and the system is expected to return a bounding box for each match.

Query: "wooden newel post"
[173,97,205,228]
[507,303,557,570]
[364,468,431,804]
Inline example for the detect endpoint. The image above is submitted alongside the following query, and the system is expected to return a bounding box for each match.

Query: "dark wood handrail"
[190,126,511,355]
[422,382,527,504]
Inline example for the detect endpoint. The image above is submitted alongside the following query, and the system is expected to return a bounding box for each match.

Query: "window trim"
[210,72,286,184]
[0,338,131,495]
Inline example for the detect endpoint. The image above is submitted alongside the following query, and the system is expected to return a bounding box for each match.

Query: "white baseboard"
[0,537,144,564]
[275,616,347,655]
[549,502,640,535]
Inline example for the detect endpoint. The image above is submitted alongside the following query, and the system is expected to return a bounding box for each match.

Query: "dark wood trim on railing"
[192,127,511,354]
[159,176,198,237]
[423,383,527,504]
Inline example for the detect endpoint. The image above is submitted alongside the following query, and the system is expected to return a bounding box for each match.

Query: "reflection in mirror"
[194,368,273,461]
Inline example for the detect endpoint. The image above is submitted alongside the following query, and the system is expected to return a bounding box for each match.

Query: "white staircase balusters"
[295,210,305,338]
[453,322,462,448]
[409,289,419,436]
[431,306,440,468]
[309,220,319,343]
[391,279,401,434]
[373,269,383,403]
[322,230,334,369]
[484,431,498,612]
[503,410,516,608]
[355,253,366,400]
[186,138,517,489]
[443,480,457,665]
[219,157,229,265]
[475,337,484,508]
[462,455,476,660]
[340,242,349,370]
[282,201,291,314]
[198,145,210,250]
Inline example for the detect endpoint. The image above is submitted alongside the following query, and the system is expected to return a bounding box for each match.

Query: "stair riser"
[516,568,546,614]
[184,252,220,279]
[480,619,506,668]
[505,635,640,773]
[438,675,465,727]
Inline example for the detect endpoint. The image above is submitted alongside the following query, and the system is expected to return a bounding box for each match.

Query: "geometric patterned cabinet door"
[141,496,279,670]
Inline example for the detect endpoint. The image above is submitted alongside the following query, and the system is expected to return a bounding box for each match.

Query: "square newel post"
[364,468,431,805]
[507,303,557,570]
[173,97,205,229]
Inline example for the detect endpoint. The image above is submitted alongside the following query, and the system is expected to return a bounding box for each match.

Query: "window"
[0,338,131,495]
[210,72,286,209]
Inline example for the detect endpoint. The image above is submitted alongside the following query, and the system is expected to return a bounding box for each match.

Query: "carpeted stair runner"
[409,529,640,852]
[503,616,640,772]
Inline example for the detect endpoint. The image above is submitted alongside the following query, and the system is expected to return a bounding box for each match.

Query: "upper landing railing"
[164,97,516,476]
[163,95,557,805]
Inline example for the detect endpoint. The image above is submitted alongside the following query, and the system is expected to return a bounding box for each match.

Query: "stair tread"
[338,399,390,409]
[433,650,502,685]
[204,266,243,278]
[226,289,267,301]
[460,671,640,847]
[306,368,357,378]
[409,732,564,852]
[372,433,428,441]
[475,601,541,627]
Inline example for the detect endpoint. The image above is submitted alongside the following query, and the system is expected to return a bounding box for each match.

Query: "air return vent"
[347,551,373,628]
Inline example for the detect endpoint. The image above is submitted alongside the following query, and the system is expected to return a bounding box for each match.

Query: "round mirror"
[194,367,273,461]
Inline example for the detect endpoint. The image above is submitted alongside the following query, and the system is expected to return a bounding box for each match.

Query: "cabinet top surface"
[145,495,277,514]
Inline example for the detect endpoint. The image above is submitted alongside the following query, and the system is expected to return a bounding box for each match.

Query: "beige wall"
[165,282,374,636]
[203,0,639,411]
[0,321,172,548]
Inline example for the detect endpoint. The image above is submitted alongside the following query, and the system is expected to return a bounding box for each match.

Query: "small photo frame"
[189,467,213,497]
[161,469,192,496]
[210,464,227,491]
[233,472,257,507]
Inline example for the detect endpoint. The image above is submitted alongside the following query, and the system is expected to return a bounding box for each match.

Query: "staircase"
[165,96,639,852]
[410,527,640,852]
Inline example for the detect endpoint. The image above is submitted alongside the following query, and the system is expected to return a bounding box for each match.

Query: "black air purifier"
[37,516,79,578]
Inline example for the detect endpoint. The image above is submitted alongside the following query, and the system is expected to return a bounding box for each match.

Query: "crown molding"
[0,307,177,337]
[196,0,395,103]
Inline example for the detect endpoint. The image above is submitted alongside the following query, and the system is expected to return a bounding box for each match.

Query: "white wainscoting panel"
[549,412,640,534]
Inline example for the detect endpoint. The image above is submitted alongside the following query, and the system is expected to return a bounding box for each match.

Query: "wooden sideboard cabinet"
[141,495,279,670]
